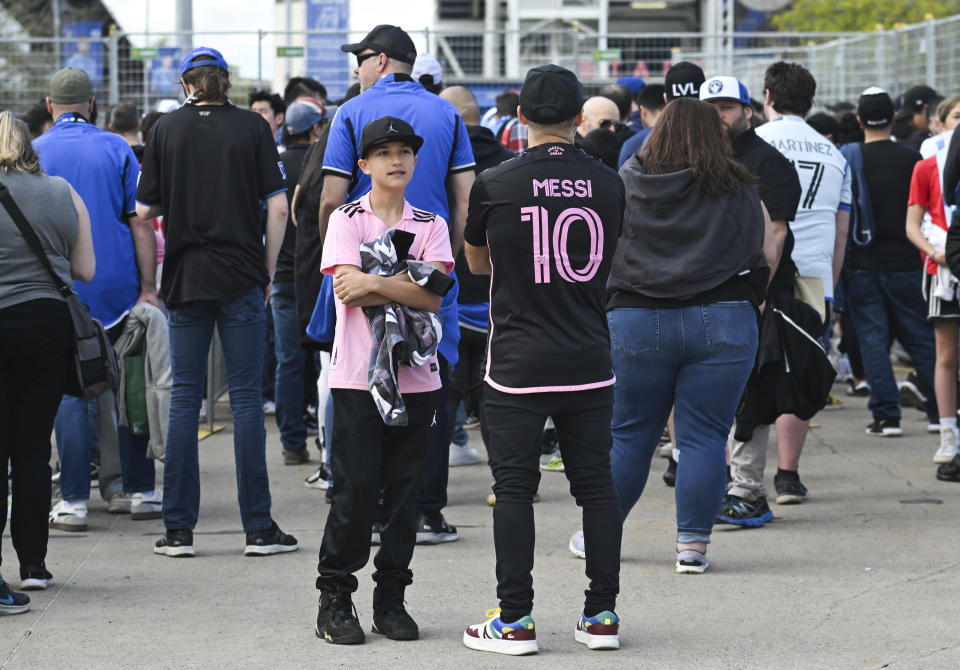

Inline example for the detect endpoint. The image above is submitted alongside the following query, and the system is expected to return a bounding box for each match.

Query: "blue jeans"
[54,396,154,499]
[845,269,938,422]
[270,281,307,451]
[451,402,468,447]
[608,303,758,544]
[118,426,155,494]
[54,396,99,501]
[165,287,272,532]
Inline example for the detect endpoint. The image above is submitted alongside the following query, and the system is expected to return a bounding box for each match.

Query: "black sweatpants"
[417,357,449,516]
[316,388,439,593]
[484,384,620,621]
[447,328,489,448]
[0,299,71,569]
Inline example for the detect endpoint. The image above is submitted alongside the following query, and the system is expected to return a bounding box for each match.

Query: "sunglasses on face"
[599,119,624,131]
[356,52,381,67]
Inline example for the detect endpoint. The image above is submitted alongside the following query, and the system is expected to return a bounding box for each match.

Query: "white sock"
[672,447,680,462]
[941,417,958,431]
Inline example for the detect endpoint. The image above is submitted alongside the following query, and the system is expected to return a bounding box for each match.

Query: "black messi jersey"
[464,142,624,393]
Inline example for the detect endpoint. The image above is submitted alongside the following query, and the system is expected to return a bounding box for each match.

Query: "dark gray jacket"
[609,157,766,301]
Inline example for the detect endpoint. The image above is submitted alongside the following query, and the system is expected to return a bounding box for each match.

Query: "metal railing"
[3,15,960,117]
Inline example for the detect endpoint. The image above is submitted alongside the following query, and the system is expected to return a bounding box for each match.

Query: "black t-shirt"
[902,130,928,152]
[138,102,286,306]
[846,140,922,272]
[733,127,802,291]
[276,143,309,283]
[464,142,624,392]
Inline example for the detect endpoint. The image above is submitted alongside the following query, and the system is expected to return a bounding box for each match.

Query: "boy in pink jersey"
[314,116,454,645]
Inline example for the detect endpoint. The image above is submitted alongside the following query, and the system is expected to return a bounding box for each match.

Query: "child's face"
[358,141,417,189]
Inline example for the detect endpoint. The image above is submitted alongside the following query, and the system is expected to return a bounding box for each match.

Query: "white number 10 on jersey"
[521,205,604,284]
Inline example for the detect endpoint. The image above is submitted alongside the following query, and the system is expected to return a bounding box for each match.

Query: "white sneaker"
[449,442,483,467]
[107,492,132,514]
[569,530,586,559]
[130,489,163,520]
[935,426,959,464]
[304,467,330,490]
[263,400,276,415]
[49,500,88,531]
[676,549,709,574]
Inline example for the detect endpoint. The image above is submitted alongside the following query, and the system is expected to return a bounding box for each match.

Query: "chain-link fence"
[3,15,960,118]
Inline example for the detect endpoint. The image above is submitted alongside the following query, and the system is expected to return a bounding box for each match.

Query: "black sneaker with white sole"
[773,471,808,505]
[899,375,927,411]
[19,564,53,591]
[415,513,459,544]
[154,529,196,557]
[244,521,298,556]
[866,417,902,437]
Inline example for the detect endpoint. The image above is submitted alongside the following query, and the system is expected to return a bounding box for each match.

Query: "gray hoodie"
[609,158,766,301]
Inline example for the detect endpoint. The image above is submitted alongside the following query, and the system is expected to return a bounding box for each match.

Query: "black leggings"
[0,299,72,569]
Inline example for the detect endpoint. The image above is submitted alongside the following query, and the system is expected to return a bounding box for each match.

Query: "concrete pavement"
[2,387,959,669]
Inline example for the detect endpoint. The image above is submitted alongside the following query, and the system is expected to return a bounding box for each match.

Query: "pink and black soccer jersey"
[464,142,624,393]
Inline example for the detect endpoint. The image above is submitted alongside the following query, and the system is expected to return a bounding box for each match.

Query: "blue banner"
[150,47,182,97]
[306,0,350,100]
[63,22,103,87]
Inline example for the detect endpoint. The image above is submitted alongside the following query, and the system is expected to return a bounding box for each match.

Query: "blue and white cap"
[699,76,750,105]
[179,46,229,77]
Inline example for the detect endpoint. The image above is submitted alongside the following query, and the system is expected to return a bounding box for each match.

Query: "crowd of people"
[1,21,958,656]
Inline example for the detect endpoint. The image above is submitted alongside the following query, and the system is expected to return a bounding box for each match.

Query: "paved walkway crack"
[1,515,121,669]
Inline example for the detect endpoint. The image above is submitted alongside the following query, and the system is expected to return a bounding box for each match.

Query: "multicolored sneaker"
[575,610,620,650]
[539,448,564,472]
[463,608,538,655]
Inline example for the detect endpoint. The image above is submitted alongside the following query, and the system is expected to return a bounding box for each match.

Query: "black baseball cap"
[665,61,705,101]
[340,25,417,66]
[896,85,938,120]
[519,64,583,124]
[857,87,895,127]
[359,116,423,158]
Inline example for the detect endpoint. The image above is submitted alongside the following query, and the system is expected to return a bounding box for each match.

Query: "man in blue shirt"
[320,26,475,230]
[317,25,475,547]
[34,67,160,532]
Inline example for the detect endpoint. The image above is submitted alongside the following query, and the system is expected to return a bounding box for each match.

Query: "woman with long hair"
[0,111,94,610]
[596,97,771,573]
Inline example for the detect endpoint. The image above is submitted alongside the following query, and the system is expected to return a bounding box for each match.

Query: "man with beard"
[700,75,802,526]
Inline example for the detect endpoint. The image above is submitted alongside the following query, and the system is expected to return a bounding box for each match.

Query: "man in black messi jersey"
[461,64,625,655]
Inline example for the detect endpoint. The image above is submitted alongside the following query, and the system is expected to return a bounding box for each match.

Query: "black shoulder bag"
[0,181,120,399]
